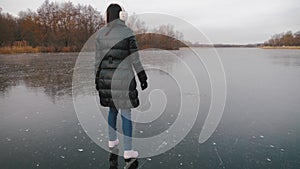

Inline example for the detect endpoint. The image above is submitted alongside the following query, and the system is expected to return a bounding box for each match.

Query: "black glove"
[141,81,148,90]
[137,70,148,90]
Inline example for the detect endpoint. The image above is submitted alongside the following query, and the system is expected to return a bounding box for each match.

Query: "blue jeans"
[108,107,132,150]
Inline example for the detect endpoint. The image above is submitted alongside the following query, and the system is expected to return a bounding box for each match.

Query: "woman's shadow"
[109,147,139,169]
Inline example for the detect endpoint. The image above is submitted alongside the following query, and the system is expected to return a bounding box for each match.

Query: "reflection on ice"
[1,48,300,168]
[0,53,77,100]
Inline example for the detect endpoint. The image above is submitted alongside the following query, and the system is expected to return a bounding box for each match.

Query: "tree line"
[0,0,103,52]
[0,0,185,53]
[265,31,300,46]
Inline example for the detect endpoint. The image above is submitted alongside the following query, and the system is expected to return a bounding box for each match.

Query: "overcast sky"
[1,0,300,43]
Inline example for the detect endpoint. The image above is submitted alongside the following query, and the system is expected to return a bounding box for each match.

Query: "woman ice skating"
[95,3,148,166]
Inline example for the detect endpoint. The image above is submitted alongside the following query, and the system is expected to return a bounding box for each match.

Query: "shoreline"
[2,45,300,54]
[260,46,300,49]
[0,46,79,54]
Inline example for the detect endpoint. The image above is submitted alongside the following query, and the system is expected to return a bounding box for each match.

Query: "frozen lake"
[1,48,300,168]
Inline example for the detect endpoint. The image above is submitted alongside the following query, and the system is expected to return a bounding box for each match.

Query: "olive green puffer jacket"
[95,19,147,108]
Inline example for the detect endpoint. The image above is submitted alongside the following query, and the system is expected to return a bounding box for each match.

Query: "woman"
[95,3,148,161]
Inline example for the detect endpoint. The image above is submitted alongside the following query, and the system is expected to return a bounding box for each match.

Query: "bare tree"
[0,11,18,46]
[127,13,147,34]
[266,31,300,46]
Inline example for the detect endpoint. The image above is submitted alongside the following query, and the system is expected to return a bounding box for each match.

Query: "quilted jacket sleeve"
[95,37,103,88]
[128,36,147,83]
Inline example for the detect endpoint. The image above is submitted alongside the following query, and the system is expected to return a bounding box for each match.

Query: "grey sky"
[1,0,300,43]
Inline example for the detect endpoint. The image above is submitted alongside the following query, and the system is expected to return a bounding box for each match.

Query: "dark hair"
[106,4,122,23]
